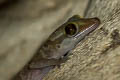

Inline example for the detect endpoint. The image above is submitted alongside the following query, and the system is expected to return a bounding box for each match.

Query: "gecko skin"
[20,15,100,80]
[29,15,100,69]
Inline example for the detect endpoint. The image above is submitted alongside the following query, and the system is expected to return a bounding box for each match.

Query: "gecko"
[29,15,100,69]
[18,15,100,80]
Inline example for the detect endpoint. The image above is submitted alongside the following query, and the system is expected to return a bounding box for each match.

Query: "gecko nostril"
[56,44,60,48]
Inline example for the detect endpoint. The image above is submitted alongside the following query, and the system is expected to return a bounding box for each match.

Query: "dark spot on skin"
[56,44,60,48]
[44,44,49,48]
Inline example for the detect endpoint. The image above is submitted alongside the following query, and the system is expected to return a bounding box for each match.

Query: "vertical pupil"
[65,24,77,36]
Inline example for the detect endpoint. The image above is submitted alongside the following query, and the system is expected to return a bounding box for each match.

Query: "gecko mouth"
[63,52,69,57]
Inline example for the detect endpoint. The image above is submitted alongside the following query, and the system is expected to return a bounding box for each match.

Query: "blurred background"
[0,0,89,80]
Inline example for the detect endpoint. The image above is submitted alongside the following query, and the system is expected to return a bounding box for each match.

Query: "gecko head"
[52,16,101,59]
[40,15,100,59]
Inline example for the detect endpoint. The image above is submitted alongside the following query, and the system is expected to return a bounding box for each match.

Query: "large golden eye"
[65,23,78,36]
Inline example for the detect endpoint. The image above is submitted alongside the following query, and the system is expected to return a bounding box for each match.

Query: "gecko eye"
[65,23,78,36]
